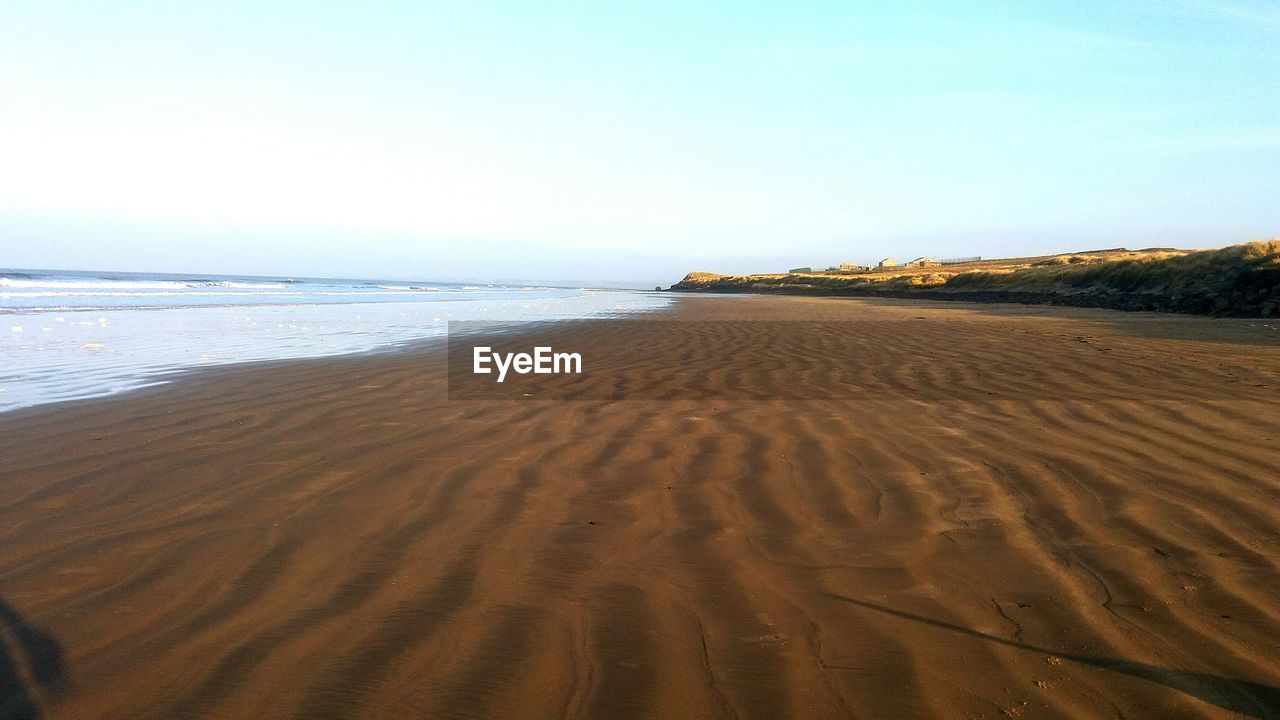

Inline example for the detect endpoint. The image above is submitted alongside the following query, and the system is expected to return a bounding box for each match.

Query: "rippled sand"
[1,296,1276,719]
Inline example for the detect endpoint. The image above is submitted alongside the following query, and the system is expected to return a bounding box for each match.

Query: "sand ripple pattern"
[1,296,1277,719]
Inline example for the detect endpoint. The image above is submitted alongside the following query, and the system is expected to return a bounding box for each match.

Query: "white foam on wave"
[204,281,278,289]
[1,291,307,299]
[0,278,191,290]
[1,278,294,291]
[1,289,475,300]
[375,284,440,291]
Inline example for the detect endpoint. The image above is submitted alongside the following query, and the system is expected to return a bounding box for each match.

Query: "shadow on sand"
[826,593,1280,719]
[0,599,67,720]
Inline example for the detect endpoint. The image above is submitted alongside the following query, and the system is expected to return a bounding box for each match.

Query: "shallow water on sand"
[0,269,669,410]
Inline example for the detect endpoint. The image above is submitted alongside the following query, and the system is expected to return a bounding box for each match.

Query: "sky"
[1,1,1277,284]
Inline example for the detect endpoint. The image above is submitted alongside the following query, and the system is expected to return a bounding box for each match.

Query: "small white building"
[877,258,898,269]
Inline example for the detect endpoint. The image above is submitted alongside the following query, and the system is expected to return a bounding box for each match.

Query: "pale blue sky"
[1,1,1277,284]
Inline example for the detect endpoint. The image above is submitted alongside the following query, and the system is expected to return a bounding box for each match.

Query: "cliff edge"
[669,241,1280,317]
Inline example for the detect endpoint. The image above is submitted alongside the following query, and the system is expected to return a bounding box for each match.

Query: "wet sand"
[1,295,1277,719]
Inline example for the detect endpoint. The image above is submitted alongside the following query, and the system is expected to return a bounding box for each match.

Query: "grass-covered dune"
[670,241,1280,317]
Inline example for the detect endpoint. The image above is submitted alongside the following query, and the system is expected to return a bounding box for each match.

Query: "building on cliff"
[904,257,941,268]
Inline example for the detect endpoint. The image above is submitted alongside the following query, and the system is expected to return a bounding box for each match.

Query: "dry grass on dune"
[673,241,1280,316]
[944,241,1280,312]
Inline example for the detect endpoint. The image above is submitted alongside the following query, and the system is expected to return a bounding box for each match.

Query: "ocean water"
[0,269,671,411]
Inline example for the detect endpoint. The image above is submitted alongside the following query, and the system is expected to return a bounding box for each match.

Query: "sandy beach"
[2,295,1277,719]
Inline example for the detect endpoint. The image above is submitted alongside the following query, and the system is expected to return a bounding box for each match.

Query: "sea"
[0,269,671,412]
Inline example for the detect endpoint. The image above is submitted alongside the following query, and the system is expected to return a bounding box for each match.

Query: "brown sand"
[1,296,1277,719]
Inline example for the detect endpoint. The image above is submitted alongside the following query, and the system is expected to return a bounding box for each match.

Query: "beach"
[1,294,1277,719]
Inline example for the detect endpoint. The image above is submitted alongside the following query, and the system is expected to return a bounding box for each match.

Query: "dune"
[0,295,1277,719]
[671,240,1280,317]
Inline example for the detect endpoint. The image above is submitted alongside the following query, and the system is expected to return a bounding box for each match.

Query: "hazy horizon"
[3,1,1277,283]
[0,234,1265,290]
